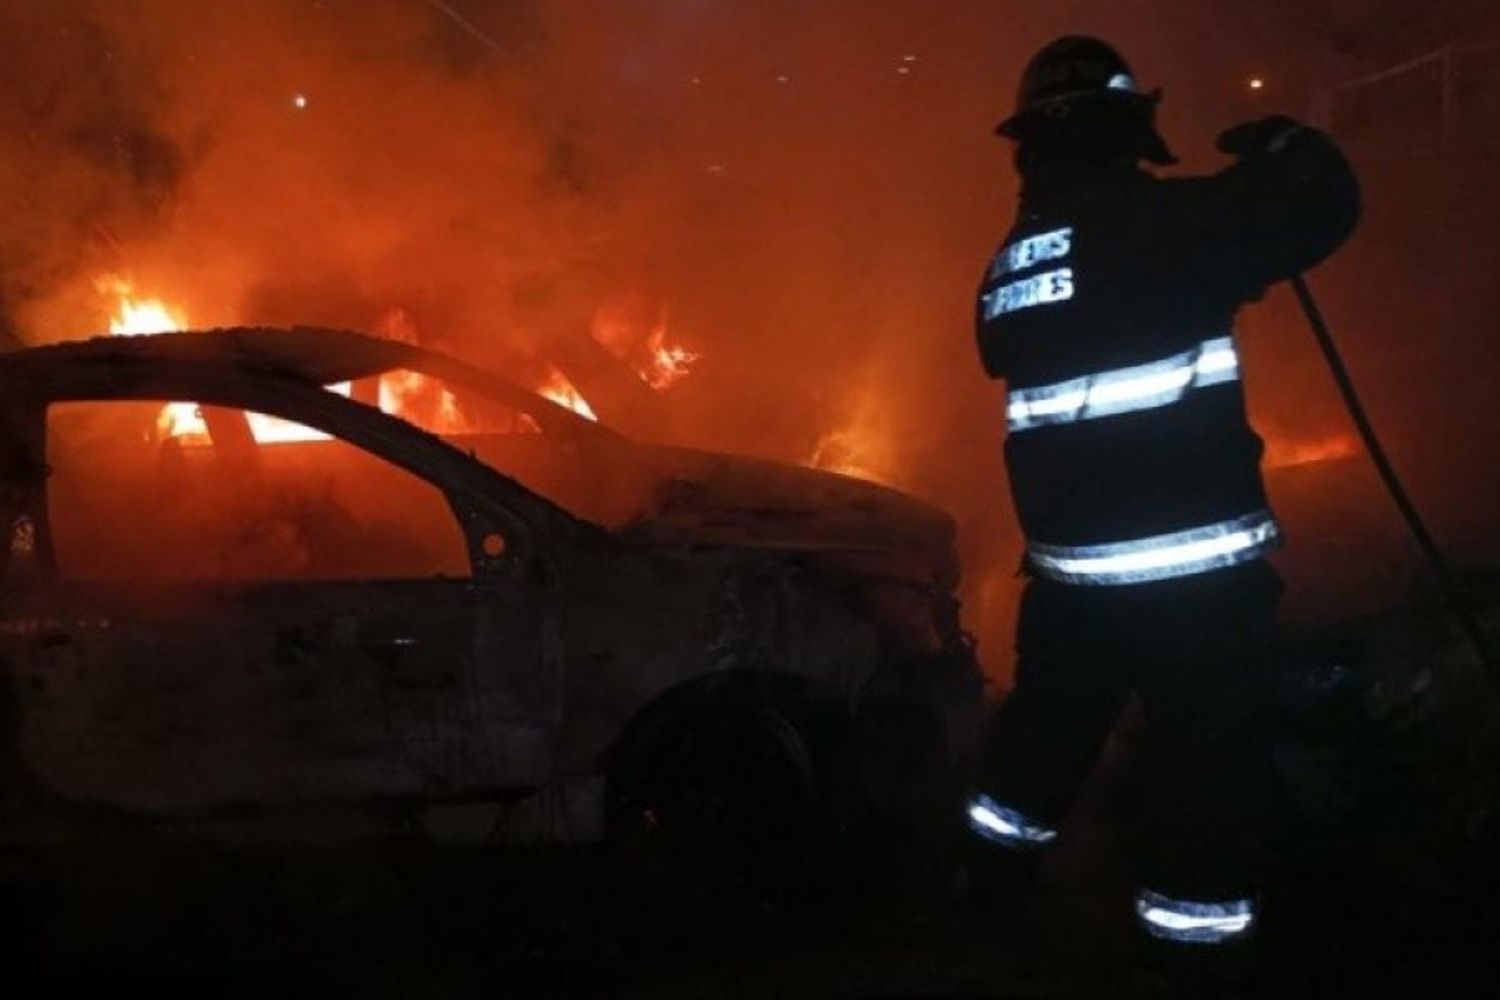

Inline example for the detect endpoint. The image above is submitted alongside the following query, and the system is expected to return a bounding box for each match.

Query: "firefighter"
[965,35,1359,980]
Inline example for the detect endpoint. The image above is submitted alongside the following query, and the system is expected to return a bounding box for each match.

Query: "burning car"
[0,328,979,856]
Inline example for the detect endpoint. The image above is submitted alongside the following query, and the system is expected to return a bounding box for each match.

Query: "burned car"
[0,328,979,857]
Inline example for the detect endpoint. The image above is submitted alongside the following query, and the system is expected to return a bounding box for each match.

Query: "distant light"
[292,92,309,109]
[903,54,917,63]
[690,76,701,85]
[776,74,790,84]
[897,66,911,75]
[707,163,725,174]
[1248,77,1265,91]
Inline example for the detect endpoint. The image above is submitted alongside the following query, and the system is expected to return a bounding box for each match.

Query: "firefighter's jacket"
[976,129,1359,585]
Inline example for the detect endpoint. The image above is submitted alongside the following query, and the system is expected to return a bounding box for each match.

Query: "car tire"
[604,696,819,919]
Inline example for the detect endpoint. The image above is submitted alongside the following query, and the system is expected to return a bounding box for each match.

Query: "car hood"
[619,445,960,588]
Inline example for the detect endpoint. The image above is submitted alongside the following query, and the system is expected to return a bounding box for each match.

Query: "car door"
[0,397,563,816]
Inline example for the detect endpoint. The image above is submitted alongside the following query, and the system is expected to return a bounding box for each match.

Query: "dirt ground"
[5,743,1495,999]
[6,599,1499,998]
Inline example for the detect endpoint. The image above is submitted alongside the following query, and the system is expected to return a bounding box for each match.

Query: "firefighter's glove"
[1217,115,1309,158]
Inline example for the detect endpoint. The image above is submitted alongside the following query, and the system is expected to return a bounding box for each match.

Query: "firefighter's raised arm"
[1192,114,1361,302]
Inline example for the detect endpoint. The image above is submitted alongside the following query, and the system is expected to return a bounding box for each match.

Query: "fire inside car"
[3,3,1500,996]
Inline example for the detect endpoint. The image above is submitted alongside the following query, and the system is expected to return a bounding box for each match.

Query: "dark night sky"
[2,0,1496,674]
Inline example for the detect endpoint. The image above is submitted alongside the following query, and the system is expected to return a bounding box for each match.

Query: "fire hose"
[1290,274,1500,674]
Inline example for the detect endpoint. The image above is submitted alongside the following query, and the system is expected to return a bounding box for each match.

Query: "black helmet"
[997,36,1176,165]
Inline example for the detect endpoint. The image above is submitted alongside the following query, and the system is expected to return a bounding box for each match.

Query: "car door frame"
[0,356,580,814]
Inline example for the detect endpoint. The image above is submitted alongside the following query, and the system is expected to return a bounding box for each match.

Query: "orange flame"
[104,288,188,337]
[808,373,901,485]
[374,306,586,427]
[809,426,893,484]
[639,321,699,391]
[378,368,467,430]
[372,309,482,432]
[536,366,598,421]
[102,277,209,442]
[590,298,699,391]
[103,278,341,445]
[100,283,600,443]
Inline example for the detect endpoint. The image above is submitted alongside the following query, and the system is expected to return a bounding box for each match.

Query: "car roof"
[1,327,416,384]
[0,327,617,444]
[0,327,959,564]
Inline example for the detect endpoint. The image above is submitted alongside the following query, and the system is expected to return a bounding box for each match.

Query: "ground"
[5,767,1495,997]
[5,595,1499,997]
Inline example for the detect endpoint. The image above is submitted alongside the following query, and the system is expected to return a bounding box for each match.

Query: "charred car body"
[0,329,979,850]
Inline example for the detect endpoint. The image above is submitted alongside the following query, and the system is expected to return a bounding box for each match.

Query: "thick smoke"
[3,0,1496,679]
[0,2,182,344]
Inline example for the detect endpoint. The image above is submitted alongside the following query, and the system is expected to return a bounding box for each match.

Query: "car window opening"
[46,401,471,584]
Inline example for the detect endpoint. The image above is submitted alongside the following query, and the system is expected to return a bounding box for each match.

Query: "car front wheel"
[605,697,819,917]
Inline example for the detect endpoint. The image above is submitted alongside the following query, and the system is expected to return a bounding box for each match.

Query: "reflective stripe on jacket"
[977,130,1358,583]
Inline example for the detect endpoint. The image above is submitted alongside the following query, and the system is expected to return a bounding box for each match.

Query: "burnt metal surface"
[0,328,979,846]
